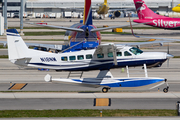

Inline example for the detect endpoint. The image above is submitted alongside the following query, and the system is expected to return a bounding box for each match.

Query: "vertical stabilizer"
[133,0,167,19]
[104,0,107,4]
[83,0,93,25]
[6,29,29,60]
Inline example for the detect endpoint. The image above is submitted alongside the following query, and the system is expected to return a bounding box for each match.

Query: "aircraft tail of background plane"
[83,0,93,25]
[133,0,167,19]
[104,0,107,4]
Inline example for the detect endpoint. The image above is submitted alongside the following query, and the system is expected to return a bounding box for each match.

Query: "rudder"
[133,0,167,19]
[6,29,29,61]
[83,0,93,25]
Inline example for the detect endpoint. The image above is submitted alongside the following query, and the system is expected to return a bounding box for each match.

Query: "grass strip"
[0,55,8,58]
[24,31,66,36]
[0,109,177,118]
[0,54,179,59]
[8,27,58,29]
[0,45,7,49]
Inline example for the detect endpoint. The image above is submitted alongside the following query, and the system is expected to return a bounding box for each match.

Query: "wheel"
[163,88,168,93]
[102,87,109,93]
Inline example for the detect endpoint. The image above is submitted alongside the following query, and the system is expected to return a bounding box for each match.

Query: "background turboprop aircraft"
[133,0,180,30]
[0,0,139,52]
[94,0,122,19]
[28,0,140,52]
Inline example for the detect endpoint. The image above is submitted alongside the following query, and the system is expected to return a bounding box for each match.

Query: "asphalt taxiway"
[0,92,180,110]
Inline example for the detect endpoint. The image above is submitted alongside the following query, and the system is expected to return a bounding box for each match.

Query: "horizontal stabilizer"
[26,22,84,32]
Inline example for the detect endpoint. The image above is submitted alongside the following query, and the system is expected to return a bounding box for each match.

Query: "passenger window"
[108,52,113,57]
[124,51,132,56]
[116,52,122,57]
[86,54,92,59]
[77,55,84,60]
[61,56,68,61]
[69,56,76,61]
[97,54,104,58]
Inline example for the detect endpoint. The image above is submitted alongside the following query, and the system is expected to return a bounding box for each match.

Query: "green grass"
[173,56,180,58]
[101,32,132,34]
[0,45,7,49]
[0,109,177,118]
[24,31,66,36]
[1,55,180,59]
[122,26,161,29]
[8,27,58,29]
[0,55,8,58]
[24,39,64,41]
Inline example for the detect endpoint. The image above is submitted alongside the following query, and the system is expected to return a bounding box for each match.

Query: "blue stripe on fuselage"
[28,59,166,71]
[101,79,164,87]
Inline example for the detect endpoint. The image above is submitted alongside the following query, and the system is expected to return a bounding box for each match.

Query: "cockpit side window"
[124,51,132,56]
[129,47,143,55]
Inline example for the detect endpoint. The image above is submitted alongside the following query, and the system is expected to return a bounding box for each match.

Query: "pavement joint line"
[1,92,180,99]
[171,92,180,99]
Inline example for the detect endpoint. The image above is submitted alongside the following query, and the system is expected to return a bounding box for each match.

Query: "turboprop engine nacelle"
[113,10,121,17]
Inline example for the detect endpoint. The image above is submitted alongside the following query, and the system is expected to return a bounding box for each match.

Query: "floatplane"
[6,29,173,93]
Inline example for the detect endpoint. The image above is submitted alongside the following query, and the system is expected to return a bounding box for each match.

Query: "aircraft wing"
[26,22,84,32]
[26,43,63,51]
[90,22,151,32]
[117,40,171,48]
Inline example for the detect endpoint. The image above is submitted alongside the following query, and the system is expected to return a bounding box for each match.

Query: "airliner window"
[124,51,132,56]
[97,54,104,58]
[61,56,68,61]
[77,55,84,60]
[86,54,92,59]
[129,47,143,55]
[69,56,76,61]
[108,52,113,57]
[116,52,122,57]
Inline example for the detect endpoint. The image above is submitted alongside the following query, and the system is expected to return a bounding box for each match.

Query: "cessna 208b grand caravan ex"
[7,29,171,92]
[133,0,180,30]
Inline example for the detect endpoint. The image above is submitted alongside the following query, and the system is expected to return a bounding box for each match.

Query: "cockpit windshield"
[129,47,143,55]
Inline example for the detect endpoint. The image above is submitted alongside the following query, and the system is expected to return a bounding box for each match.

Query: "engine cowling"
[113,10,121,17]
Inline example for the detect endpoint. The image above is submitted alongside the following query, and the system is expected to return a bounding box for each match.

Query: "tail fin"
[133,0,167,19]
[83,0,92,25]
[104,0,107,4]
[6,29,29,60]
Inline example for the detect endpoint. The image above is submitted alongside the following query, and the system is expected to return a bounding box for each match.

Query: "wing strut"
[112,45,117,66]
